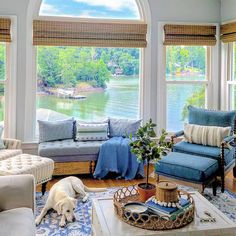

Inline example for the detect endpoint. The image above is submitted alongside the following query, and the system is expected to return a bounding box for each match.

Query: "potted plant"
[129,119,171,202]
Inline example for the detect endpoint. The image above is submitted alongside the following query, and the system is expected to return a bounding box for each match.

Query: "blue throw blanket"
[93,137,144,180]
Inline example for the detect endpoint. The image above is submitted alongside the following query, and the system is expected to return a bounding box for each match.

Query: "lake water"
[37,76,205,131]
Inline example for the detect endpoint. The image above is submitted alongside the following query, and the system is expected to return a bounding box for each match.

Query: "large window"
[165,46,209,131]
[39,0,140,19]
[227,43,236,110]
[36,46,140,122]
[0,43,6,123]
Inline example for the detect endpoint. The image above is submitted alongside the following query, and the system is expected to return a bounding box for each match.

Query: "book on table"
[145,198,190,217]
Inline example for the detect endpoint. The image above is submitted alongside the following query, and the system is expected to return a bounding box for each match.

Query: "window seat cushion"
[38,139,105,158]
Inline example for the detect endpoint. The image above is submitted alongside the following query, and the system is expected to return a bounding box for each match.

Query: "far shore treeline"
[37,46,140,89]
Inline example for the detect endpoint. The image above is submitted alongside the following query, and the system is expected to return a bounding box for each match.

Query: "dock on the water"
[57,89,86,99]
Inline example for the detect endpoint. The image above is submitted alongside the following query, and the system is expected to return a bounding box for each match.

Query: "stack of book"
[145,197,190,220]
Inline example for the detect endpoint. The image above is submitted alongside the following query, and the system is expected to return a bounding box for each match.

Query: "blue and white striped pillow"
[76,122,108,141]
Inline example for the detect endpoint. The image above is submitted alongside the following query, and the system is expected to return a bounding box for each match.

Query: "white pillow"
[184,123,231,147]
[76,122,108,141]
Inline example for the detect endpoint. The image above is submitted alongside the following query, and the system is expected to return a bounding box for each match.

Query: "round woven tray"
[113,185,195,231]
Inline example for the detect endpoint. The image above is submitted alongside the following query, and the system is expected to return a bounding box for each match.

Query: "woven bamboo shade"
[221,22,236,43]
[164,24,216,46]
[0,18,11,42]
[33,20,147,48]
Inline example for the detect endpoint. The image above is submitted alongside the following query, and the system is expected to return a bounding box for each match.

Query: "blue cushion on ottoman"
[155,152,218,182]
[188,106,236,134]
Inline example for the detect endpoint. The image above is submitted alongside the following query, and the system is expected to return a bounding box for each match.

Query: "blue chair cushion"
[155,152,218,182]
[188,106,236,134]
[173,141,235,166]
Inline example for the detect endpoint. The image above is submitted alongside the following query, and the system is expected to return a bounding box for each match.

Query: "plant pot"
[137,183,156,202]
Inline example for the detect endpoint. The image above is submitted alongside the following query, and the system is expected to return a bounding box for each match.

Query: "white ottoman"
[0,154,54,195]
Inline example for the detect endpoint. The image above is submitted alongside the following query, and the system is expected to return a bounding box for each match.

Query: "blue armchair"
[171,106,236,193]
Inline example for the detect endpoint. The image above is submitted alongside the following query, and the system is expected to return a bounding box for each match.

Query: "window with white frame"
[34,0,146,138]
[227,42,236,110]
[165,45,210,131]
[0,43,7,123]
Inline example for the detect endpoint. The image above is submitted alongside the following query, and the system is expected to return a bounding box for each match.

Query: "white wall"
[0,0,222,142]
[221,0,236,22]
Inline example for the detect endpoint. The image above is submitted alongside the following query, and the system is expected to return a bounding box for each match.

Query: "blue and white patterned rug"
[36,187,236,236]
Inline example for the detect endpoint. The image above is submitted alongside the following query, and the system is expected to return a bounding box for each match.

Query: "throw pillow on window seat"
[38,118,74,143]
[184,123,231,147]
[109,118,141,138]
[75,122,109,141]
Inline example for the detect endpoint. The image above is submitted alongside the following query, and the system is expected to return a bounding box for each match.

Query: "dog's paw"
[59,221,66,227]
[35,217,41,226]
[82,195,88,203]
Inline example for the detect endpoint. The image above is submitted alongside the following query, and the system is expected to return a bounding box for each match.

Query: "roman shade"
[163,24,216,46]
[221,22,236,43]
[33,20,147,48]
[0,18,11,42]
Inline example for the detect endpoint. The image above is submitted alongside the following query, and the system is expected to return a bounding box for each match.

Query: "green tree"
[37,46,62,87]
[182,87,205,120]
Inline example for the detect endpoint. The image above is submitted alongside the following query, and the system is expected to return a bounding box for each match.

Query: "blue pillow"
[38,118,74,143]
[109,118,141,137]
[188,106,236,134]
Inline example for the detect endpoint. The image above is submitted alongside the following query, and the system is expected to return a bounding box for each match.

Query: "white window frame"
[157,22,219,134]
[225,42,236,110]
[25,0,151,142]
[0,16,17,138]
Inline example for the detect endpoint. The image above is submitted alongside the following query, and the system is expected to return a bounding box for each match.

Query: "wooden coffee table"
[92,191,236,236]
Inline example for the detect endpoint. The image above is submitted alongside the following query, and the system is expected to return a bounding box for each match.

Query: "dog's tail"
[84,186,106,192]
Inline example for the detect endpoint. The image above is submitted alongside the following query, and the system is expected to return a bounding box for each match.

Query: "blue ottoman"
[155,152,219,195]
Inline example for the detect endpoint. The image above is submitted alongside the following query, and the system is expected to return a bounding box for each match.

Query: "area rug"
[36,187,236,236]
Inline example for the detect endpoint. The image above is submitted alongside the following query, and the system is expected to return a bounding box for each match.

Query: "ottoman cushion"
[0,154,54,185]
[156,152,218,182]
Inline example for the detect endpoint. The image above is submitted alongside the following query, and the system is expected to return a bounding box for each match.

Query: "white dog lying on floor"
[35,176,106,227]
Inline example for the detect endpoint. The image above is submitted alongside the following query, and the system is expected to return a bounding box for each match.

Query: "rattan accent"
[164,24,216,46]
[53,161,92,175]
[156,181,178,203]
[0,18,11,42]
[33,20,147,48]
[113,185,195,230]
[221,22,236,43]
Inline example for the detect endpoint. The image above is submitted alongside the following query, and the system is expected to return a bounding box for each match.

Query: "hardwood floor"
[37,165,236,194]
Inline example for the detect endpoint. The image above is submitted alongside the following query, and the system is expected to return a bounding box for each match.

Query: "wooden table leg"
[41,182,47,196]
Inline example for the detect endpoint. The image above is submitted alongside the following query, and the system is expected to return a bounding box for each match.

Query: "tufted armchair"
[0,138,22,161]
[0,174,35,236]
[3,138,21,149]
[171,106,236,193]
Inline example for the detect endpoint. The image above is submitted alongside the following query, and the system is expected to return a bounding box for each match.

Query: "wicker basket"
[156,181,178,203]
[113,185,195,231]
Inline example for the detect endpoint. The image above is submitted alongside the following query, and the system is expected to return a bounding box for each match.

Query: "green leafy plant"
[129,119,172,189]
